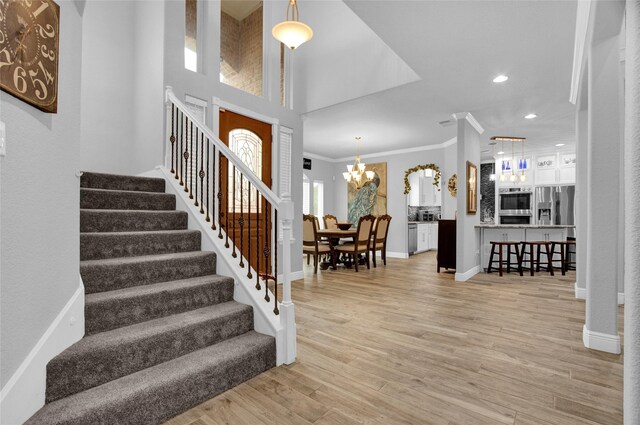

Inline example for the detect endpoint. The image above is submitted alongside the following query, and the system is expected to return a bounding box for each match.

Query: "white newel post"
[279,196,296,364]
[164,86,174,169]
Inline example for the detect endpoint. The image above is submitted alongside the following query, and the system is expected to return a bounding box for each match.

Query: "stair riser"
[81,189,176,211]
[85,279,234,335]
[34,336,275,425]
[80,231,201,261]
[81,254,216,294]
[81,173,165,193]
[80,210,188,233]
[46,307,254,403]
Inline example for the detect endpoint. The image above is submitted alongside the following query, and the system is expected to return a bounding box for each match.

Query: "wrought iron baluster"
[231,165,236,257]
[239,173,245,268]
[179,111,184,185]
[264,201,270,303]
[170,104,175,174]
[224,156,229,248]
[194,127,199,206]
[212,145,217,230]
[256,189,261,290]
[247,181,252,279]
[274,209,279,315]
[206,141,211,222]
[185,121,192,195]
[218,151,223,239]
[199,133,204,213]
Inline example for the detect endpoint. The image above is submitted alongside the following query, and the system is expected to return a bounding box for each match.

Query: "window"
[303,174,310,214]
[220,0,263,96]
[228,129,262,212]
[185,0,198,72]
[313,181,324,226]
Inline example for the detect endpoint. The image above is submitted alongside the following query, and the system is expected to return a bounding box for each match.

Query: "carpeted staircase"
[26,172,276,425]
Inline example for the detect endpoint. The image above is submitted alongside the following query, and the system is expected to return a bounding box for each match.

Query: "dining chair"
[323,214,338,230]
[303,214,332,274]
[336,215,375,272]
[370,214,392,267]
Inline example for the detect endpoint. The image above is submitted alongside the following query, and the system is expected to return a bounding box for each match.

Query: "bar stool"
[549,240,576,275]
[487,241,522,277]
[520,241,554,276]
[565,238,576,271]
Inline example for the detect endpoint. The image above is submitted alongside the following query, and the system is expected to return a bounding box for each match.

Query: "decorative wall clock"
[0,0,60,113]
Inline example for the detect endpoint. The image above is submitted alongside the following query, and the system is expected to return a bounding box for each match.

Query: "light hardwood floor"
[165,251,623,425]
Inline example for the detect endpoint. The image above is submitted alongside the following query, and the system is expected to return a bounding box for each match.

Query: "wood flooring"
[164,251,624,425]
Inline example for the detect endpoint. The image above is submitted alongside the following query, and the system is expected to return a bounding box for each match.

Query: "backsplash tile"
[408,206,442,221]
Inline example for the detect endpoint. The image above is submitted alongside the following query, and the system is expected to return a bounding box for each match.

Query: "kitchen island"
[476,224,575,272]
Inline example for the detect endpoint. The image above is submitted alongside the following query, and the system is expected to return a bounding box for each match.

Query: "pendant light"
[342,137,374,189]
[272,0,313,50]
[509,140,517,182]
[519,139,526,182]
[499,140,506,182]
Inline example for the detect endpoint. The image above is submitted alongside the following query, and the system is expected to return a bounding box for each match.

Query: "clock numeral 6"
[13,67,27,94]
[41,45,55,61]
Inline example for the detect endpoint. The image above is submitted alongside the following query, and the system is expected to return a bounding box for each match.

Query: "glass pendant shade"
[489,173,496,181]
[272,0,313,50]
[365,170,374,179]
[358,163,366,173]
[509,173,517,182]
[343,172,350,181]
[347,164,354,173]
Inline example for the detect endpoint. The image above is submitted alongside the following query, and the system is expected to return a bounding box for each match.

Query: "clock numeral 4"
[37,61,54,84]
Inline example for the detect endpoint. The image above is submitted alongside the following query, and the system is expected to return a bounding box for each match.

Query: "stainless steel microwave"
[498,187,533,216]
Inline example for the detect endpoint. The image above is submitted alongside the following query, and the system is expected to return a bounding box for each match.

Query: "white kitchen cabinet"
[409,171,442,207]
[409,173,421,206]
[429,223,439,250]
[525,228,566,243]
[417,224,429,252]
[535,168,558,186]
[558,167,576,184]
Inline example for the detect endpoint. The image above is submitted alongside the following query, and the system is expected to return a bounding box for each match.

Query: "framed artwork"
[561,154,576,167]
[501,160,512,172]
[347,162,387,225]
[537,155,556,168]
[466,161,477,215]
[517,158,530,170]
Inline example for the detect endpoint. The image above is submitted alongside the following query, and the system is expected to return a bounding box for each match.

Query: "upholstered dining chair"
[370,215,392,267]
[336,215,375,272]
[323,214,338,230]
[303,214,332,274]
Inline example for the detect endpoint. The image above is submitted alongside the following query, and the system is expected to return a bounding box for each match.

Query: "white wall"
[1,0,82,387]
[302,156,335,219]
[442,141,458,219]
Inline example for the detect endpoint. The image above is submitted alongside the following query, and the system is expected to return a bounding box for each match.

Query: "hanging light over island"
[272,0,314,50]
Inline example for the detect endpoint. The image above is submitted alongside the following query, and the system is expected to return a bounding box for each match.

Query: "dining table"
[316,228,357,270]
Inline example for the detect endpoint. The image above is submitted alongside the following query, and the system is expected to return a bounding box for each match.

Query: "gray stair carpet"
[25,171,276,425]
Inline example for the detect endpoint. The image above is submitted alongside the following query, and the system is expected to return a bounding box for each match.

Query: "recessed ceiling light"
[555,143,565,147]
[497,151,505,155]
[493,75,509,83]
[524,113,537,119]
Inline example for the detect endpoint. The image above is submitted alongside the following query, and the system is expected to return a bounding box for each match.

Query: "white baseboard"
[582,325,621,354]
[277,270,304,283]
[0,279,85,425]
[574,283,624,305]
[455,265,480,282]
[386,251,409,259]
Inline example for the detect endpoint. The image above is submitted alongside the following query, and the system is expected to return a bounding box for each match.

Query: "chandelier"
[343,137,374,189]
[272,0,314,50]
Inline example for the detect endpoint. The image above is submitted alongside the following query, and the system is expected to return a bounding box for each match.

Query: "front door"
[219,109,273,277]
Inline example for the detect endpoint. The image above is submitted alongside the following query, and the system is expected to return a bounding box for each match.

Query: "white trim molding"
[618,292,625,305]
[386,251,409,259]
[455,265,480,282]
[212,97,279,126]
[452,112,485,134]
[0,279,85,425]
[582,325,621,354]
[575,282,586,299]
[279,270,304,283]
[304,137,457,163]
[570,0,593,104]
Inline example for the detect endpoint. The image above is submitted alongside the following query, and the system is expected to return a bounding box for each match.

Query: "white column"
[279,197,296,364]
[625,1,640,420]
[575,107,588,299]
[584,33,621,353]
[453,113,482,281]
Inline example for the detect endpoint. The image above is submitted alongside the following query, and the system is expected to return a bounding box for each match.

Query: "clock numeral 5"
[28,68,47,100]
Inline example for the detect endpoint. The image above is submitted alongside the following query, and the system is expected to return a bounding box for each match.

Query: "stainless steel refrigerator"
[535,185,575,236]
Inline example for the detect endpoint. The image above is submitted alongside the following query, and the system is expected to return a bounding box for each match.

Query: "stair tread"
[54,302,250,360]
[27,331,275,425]
[81,172,165,183]
[80,187,174,197]
[85,274,233,305]
[80,251,215,267]
[81,172,166,193]
[80,229,200,237]
[80,209,185,214]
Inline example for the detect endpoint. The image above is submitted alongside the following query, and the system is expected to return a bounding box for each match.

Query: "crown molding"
[570,0,593,105]
[303,137,457,163]
[451,112,485,134]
